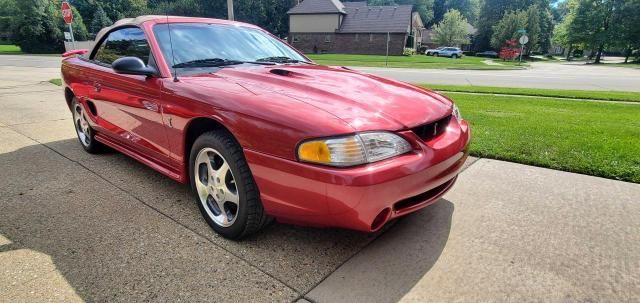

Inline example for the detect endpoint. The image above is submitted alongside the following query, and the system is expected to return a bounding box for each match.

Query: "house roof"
[338,2,413,33]
[287,0,346,14]
[421,29,433,44]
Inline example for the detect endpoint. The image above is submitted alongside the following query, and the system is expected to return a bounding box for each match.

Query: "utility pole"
[227,0,234,21]
[385,32,390,67]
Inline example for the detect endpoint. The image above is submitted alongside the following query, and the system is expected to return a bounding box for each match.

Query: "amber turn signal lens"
[298,141,331,163]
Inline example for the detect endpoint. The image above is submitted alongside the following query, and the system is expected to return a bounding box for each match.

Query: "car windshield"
[153,23,309,71]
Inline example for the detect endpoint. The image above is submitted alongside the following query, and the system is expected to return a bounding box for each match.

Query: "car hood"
[183,64,452,131]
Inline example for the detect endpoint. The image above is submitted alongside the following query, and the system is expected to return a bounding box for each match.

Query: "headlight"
[452,104,462,121]
[297,132,412,167]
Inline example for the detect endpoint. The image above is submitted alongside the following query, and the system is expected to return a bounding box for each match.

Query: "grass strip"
[420,84,640,103]
[451,92,640,183]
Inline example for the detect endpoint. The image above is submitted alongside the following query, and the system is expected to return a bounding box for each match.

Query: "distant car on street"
[424,47,444,56]
[476,51,498,58]
[425,47,463,58]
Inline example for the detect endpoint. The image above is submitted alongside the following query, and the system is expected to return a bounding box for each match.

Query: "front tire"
[72,98,103,153]
[434,53,439,57]
[451,54,458,59]
[189,130,270,239]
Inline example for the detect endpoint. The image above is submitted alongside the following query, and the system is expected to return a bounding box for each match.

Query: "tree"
[490,9,527,49]
[12,0,64,53]
[537,7,554,53]
[0,0,18,41]
[525,5,540,54]
[432,0,447,24]
[411,0,436,25]
[432,0,478,25]
[568,0,617,63]
[101,0,148,21]
[445,0,479,24]
[148,0,203,16]
[90,5,112,34]
[475,0,551,50]
[432,9,470,46]
[499,38,521,60]
[551,0,580,58]
[617,0,640,63]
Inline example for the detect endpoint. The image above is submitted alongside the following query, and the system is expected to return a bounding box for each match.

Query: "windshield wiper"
[256,56,312,64]
[172,58,275,68]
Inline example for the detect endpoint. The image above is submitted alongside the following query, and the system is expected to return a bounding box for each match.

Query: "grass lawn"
[307,54,527,70]
[453,93,640,183]
[48,78,62,86]
[420,84,640,103]
[0,45,23,54]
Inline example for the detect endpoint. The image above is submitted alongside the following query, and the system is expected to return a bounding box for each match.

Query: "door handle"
[141,100,159,112]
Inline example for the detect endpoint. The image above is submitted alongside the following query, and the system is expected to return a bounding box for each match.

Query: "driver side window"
[93,27,151,66]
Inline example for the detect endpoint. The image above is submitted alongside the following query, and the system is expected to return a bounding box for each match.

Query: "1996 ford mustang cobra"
[61,16,471,239]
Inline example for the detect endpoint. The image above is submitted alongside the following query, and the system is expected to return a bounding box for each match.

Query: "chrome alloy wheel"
[73,103,91,147]
[194,148,239,227]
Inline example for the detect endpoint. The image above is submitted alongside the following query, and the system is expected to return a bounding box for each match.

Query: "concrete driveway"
[1,57,639,302]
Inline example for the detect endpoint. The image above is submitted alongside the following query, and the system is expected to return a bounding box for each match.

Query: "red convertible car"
[61,16,470,239]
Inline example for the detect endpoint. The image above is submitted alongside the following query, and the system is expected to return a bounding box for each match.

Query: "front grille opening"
[411,114,452,141]
[393,179,453,211]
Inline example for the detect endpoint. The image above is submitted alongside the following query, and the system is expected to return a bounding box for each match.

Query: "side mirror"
[112,57,156,76]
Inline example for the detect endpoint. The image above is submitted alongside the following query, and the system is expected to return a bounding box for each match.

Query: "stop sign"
[61,1,73,24]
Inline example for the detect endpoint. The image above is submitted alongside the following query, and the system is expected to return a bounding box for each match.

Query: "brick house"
[287,0,423,55]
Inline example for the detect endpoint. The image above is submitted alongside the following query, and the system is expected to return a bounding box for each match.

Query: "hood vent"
[269,69,292,76]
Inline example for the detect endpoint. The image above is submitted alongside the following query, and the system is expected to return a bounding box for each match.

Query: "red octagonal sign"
[61,1,73,24]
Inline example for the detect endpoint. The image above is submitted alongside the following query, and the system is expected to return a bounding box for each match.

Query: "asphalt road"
[355,62,640,91]
[1,54,639,91]
[1,59,639,302]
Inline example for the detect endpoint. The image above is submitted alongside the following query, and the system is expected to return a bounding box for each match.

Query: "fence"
[64,40,95,52]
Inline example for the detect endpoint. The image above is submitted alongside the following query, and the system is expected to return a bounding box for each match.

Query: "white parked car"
[425,47,463,58]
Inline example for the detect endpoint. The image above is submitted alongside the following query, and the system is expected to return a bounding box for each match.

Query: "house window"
[355,34,359,41]
[369,34,374,42]
[292,35,299,43]
[325,35,331,43]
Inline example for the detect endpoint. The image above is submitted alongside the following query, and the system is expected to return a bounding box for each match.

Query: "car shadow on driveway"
[306,199,453,303]
[1,137,454,301]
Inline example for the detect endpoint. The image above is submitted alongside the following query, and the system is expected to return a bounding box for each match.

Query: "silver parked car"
[425,47,463,58]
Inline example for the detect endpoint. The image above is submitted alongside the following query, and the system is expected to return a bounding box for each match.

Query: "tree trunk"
[625,48,631,63]
[594,44,604,64]
[566,46,573,61]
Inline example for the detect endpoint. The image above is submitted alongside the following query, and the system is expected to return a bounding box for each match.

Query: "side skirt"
[94,133,187,184]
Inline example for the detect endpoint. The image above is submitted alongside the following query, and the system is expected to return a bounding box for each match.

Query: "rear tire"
[189,130,271,239]
[71,98,104,153]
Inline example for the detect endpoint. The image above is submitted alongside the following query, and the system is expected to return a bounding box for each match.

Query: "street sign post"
[61,1,77,49]
[518,34,528,65]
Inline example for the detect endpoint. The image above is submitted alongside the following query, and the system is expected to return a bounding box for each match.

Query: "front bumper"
[245,119,471,232]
